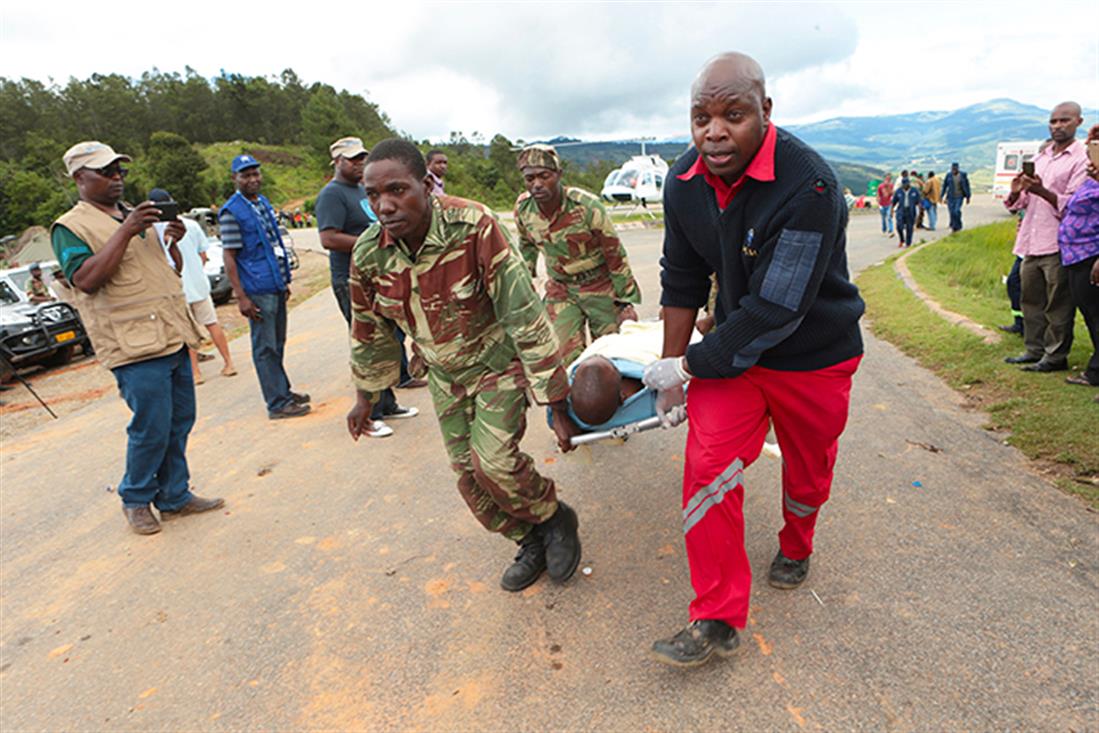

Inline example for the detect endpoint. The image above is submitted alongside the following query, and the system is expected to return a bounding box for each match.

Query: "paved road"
[2,197,1096,732]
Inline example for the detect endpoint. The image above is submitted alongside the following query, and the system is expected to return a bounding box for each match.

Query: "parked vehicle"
[279,227,301,271]
[202,237,233,305]
[0,263,92,369]
[993,140,1043,198]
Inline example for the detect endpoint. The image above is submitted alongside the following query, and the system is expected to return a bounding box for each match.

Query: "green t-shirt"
[51,225,94,281]
[51,210,145,281]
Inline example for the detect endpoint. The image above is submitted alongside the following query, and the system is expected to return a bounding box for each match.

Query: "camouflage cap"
[517,144,561,172]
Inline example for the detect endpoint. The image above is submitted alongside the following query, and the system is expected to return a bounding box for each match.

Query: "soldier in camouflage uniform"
[345,139,583,592]
[514,144,642,365]
[25,263,54,304]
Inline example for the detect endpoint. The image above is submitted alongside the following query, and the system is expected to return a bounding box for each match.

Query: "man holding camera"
[1004,102,1089,373]
[50,141,223,535]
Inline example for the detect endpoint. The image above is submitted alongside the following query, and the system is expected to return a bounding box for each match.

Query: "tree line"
[0,68,625,239]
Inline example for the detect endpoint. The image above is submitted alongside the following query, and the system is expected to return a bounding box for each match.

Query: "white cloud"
[1,0,1095,140]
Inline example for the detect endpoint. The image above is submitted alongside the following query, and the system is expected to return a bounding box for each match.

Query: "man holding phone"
[1004,102,1089,373]
[50,141,223,535]
[219,154,310,419]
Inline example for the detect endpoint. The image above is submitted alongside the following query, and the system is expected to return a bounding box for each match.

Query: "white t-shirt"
[567,319,703,373]
[156,218,211,303]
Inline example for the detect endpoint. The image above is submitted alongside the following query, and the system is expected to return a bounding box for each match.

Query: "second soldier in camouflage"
[346,139,583,592]
[514,144,642,364]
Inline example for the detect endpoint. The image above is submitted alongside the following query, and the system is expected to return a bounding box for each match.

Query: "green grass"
[857,224,1099,508]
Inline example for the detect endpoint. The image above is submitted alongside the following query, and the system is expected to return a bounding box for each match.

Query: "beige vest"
[52,201,204,370]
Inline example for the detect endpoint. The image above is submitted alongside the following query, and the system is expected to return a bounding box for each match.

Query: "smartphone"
[155,201,180,221]
[1022,161,1035,177]
[1088,140,1099,168]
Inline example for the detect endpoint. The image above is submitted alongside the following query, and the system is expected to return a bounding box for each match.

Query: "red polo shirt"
[677,123,777,210]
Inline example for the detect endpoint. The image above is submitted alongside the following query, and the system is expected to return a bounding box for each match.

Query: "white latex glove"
[643,356,690,391]
[655,387,687,429]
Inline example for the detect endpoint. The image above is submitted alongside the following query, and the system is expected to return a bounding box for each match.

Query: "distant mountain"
[544,99,1096,192]
[786,98,1097,172]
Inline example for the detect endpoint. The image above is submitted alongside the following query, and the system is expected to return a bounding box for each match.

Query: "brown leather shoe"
[123,505,162,535]
[159,495,225,520]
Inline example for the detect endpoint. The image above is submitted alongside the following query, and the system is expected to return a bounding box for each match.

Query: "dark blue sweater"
[660,127,865,379]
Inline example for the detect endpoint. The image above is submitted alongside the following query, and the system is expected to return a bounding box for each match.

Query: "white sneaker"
[366,420,394,438]
[384,406,419,419]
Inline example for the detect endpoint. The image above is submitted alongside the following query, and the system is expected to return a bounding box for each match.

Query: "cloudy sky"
[1,1,1096,141]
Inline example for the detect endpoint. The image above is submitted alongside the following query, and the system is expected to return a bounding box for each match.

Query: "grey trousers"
[1020,253,1075,362]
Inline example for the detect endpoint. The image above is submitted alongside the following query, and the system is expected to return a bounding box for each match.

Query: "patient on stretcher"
[563,320,698,432]
[559,320,781,458]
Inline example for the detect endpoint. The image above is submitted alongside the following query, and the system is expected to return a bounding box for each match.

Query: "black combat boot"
[768,550,810,589]
[500,531,546,592]
[650,620,739,668]
[537,501,581,582]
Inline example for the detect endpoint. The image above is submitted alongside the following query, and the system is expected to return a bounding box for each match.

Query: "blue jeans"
[249,291,293,413]
[112,348,196,510]
[879,205,893,233]
[947,198,964,231]
[926,203,938,231]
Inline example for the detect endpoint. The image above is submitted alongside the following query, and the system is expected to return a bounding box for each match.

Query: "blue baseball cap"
[231,154,261,173]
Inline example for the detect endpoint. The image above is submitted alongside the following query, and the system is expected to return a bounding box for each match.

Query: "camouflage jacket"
[514,186,641,303]
[349,195,569,405]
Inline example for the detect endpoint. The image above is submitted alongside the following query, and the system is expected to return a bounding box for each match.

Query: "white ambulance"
[993,140,1043,198]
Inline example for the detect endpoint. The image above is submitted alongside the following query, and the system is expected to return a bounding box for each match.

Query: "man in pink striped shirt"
[1003,102,1089,372]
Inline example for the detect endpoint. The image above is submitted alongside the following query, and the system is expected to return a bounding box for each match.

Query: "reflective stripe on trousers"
[680,356,861,628]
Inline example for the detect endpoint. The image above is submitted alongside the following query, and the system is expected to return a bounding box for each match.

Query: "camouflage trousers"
[544,279,621,365]
[428,362,558,541]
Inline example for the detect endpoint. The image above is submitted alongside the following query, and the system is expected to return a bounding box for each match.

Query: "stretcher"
[569,415,663,446]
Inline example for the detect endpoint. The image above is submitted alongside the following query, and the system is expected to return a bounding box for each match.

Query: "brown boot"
[159,495,225,520]
[123,505,162,535]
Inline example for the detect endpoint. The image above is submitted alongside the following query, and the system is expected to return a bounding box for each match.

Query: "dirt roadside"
[0,250,331,442]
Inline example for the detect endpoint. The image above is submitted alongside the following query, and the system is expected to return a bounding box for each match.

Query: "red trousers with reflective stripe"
[682,356,861,628]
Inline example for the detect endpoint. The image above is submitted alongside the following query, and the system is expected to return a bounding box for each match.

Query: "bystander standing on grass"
[1057,123,1099,397]
[1003,102,1089,374]
[858,219,1098,505]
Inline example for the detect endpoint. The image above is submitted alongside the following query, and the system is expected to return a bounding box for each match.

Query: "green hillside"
[195,142,331,209]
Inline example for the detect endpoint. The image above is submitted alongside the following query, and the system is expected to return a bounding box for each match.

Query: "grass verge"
[857,222,1098,508]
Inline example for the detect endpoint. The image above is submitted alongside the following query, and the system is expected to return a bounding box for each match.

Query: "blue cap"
[231,154,261,173]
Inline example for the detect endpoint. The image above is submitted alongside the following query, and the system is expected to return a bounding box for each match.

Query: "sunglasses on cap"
[91,164,129,179]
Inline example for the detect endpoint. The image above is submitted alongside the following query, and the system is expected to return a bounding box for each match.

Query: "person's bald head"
[1049,101,1083,146]
[688,52,772,184]
[570,356,622,426]
[691,52,766,103]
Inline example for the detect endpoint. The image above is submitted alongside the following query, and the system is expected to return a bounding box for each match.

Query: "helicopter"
[600,139,669,207]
